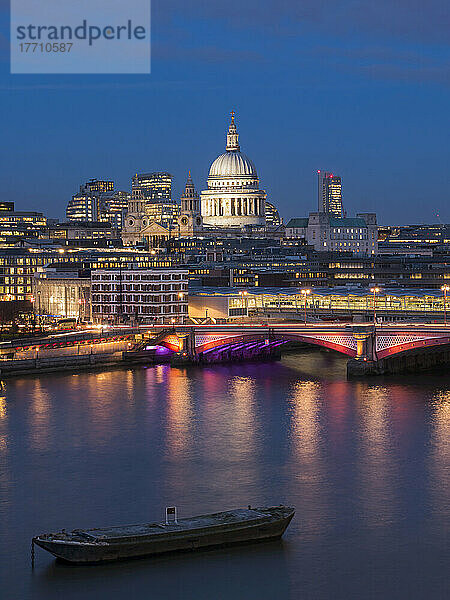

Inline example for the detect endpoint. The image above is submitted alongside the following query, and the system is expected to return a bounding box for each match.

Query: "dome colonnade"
[201,112,266,227]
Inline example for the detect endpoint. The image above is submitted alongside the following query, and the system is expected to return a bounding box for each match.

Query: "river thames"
[0,350,448,599]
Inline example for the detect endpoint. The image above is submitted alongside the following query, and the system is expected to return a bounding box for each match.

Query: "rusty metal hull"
[33,506,294,565]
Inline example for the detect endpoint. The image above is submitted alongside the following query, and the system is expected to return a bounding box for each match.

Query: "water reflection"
[162,369,196,501]
[288,381,329,536]
[37,539,290,600]
[429,391,450,523]
[0,393,11,508]
[155,364,166,384]
[0,353,448,600]
[0,395,6,420]
[195,369,262,505]
[357,385,398,529]
[28,379,52,451]
[165,368,194,459]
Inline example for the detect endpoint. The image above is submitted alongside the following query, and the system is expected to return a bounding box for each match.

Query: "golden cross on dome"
[230,110,235,123]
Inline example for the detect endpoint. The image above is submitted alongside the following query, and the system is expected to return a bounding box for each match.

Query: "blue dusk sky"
[0,0,449,224]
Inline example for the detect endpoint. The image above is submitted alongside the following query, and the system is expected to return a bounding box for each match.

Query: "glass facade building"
[265,201,282,227]
[131,172,172,203]
[318,171,343,218]
[67,180,129,229]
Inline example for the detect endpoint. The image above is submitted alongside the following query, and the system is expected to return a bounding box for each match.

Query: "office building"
[0,245,181,303]
[97,190,130,229]
[131,172,172,203]
[67,180,129,228]
[32,268,91,321]
[91,267,188,324]
[0,211,47,246]
[66,181,105,222]
[84,179,114,193]
[46,221,120,242]
[66,191,97,222]
[317,171,343,217]
[286,213,378,255]
[265,202,282,228]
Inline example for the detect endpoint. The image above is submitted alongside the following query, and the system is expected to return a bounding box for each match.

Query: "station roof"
[189,286,446,298]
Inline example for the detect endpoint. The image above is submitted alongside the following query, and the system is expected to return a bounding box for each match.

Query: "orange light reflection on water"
[356,385,398,529]
[288,381,329,536]
[165,368,194,459]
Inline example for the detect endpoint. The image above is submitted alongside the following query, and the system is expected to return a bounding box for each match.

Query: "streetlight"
[239,290,248,318]
[300,288,311,325]
[37,290,41,330]
[441,285,450,325]
[370,286,380,325]
[29,295,35,332]
[78,298,85,323]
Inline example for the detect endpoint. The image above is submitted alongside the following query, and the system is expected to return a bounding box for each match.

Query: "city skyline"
[0,4,448,598]
[1,2,449,224]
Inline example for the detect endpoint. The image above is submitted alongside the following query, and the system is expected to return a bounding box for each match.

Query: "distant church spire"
[226,110,240,152]
[181,171,199,213]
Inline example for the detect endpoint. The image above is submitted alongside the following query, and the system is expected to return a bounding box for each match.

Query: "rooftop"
[286,217,368,228]
[189,286,448,299]
[329,217,367,227]
[286,218,308,228]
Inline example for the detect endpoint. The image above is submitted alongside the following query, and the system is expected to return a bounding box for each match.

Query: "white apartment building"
[91,267,189,324]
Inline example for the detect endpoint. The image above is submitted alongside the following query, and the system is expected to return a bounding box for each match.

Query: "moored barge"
[32,505,295,564]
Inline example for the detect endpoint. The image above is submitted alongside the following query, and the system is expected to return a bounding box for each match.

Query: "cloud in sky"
[154,41,264,65]
[151,0,450,86]
[155,0,450,45]
[1,1,448,86]
[307,43,450,85]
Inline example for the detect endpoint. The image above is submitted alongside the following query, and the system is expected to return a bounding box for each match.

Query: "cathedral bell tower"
[178,171,203,237]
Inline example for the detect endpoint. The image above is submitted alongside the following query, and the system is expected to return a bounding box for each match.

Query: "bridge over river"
[2,322,450,378]
[149,322,450,377]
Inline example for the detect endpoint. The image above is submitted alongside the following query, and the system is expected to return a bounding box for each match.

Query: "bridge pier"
[170,332,198,366]
[180,332,197,358]
[349,346,450,377]
[347,358,379,377]
[348,324,450,377]
[347,325,378,378]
